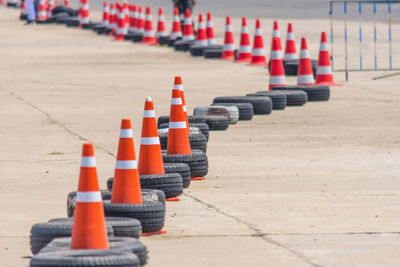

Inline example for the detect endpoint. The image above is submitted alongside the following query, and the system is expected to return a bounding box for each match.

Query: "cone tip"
[82,143,94,157]
[301,37,307,49]
[146,96,152,102]
[185,8,190,17]
[121,118,132,129]
[174,76,182,84]
[274,20,279,29]
[256,18,261,27]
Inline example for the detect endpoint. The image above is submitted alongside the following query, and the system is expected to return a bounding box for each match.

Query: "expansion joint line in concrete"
[5,90,116,158]
[183,192,321,267]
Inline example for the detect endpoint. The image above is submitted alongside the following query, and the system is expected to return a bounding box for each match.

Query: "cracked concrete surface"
[1,6,400,267]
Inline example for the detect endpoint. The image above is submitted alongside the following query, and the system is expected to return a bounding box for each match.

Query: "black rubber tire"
[204,49,223,59]
[272,85,330,101]
[30,249,140,267]
[96,25,107,34]
[162,150,208,178]
[256,90,308,106]
[65,17,79,27]
[103,200,165,233]
[52,6,78,17]
[6,2,18,7]
[157,115,206,127]
[246,91,287,110]
[167,37,182,47]
[203,115,229,130]
[45,13,69,24]
[37,236,146,266]
[213,96,272,115]
[107,174,183,199]
[47,217,142,240]
[189,45,222,57]
[174,40,195,52]
[124,33,134,41]
[159,122,210,141]
[30,222,114,254]
[158,35,169,45]
[67,190,164,217]
[55,17,68,25]
[81,23,93,30]
[210,102,253,121]
[132,33,143,43]
[159,132,207,153]
[163,163,191,189]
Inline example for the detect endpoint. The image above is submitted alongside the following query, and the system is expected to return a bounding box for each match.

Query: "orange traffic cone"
[316,32,342,86]
[167,86,191,155]
[115,3,126,41]
[206,12,216,45]
[195,14,207,46]
[182,9,194,41]
[47,0,55,17]
[272,20,282,58]
[249,18,267,65]
[138,97,165,175]
[284,23,298,61]
[70,143,109,250]
[155,8,166,43]
[109,3,116,35]
[128,4,135,32]
[20,0,27,20]
[235,17,251,63]
[123,1,129,34]
[79,0,90,26]
[297,37,315,85]
[174,76,190,135]
[37,0,47,22]
[269,38,286,90]
[136,6,145,35]
[111,119,143,204]
[170,7,182,40]
[142,6,156,45]
[101,0,109,28]
[221,16,235,60]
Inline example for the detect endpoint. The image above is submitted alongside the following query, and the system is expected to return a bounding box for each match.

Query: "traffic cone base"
[166,197,180,202]
[191,177,205,181]
[141,229,167,237]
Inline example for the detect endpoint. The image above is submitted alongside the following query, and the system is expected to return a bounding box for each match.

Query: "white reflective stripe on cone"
[198,22,205,29]
[270,75,286,84]
[184,18,191,24]
[116,160,138,169]
[143,31,154,37]
[141,137,160,145]
[173,16,180,22]
[207,38,216,45]
[254,28,262,36]
[298,75,315,84]
[225,25,232,32]
[182,35,194,41]
[171,98,182,105]
[320,42,329,51]
[145,15,151,20]
[174,84,183,90]
[156,32,166,37]
[241,26,248,33]
[239,45,252,53]
[81,156,96,167]
[286,33,295,40]
[120,129,133,138]
[300,49,310,59]
[252,48,265,56]
[284,53,297,60]
[316,66,332,75]
[182,105,187,112]
[76,191,102,203]
[223,43,235,51]
[169,121,186,129]
[195,40,208,46]
[143,110,156,118]
[207,21,213,27]
[272,30,280,38]
[116,28,126,35]
[270,50,283,60]
[158,15,164,21]
[81,4,89,9]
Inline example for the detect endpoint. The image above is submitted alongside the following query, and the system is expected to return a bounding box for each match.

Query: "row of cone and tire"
[29,77,216,266]
[17,0,341,88]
